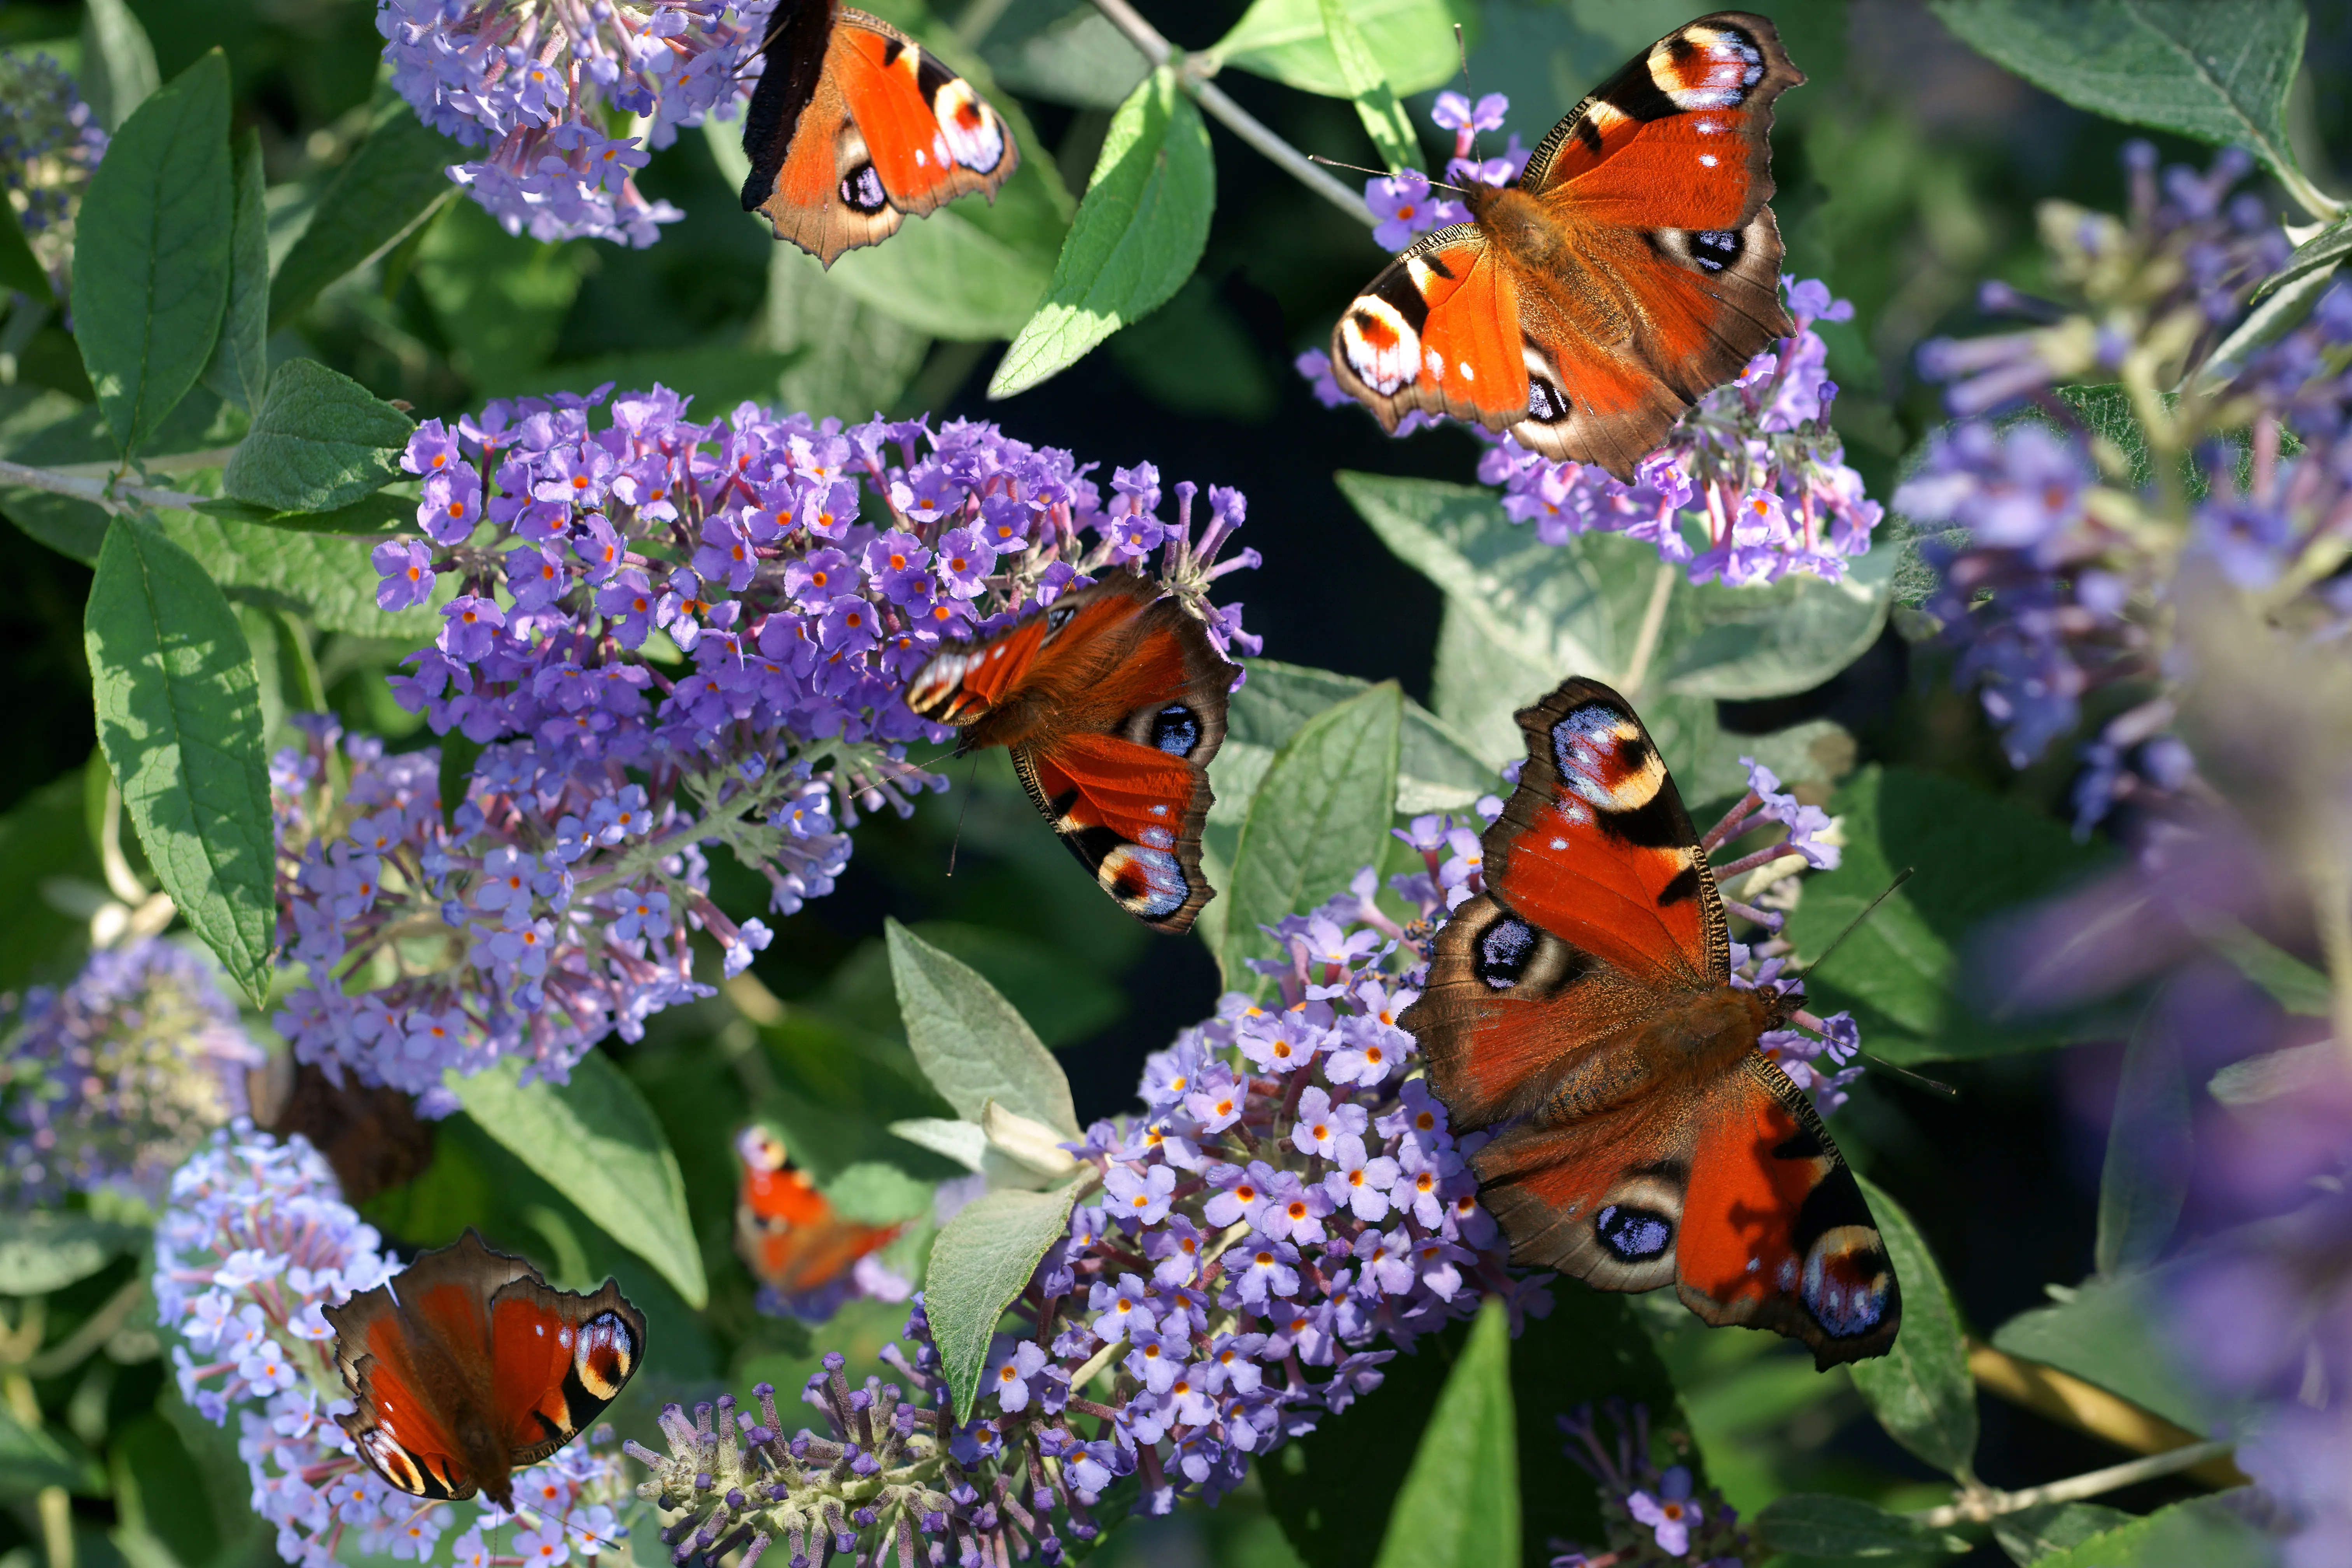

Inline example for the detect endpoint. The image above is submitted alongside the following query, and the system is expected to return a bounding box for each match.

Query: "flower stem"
[1084,0,1373,226]
[1907,1437,2235,1526]
[0,454,213,516]
[1618,560,1678,699]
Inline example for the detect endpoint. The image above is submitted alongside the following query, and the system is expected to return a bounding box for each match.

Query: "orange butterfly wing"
[1402,679,1899,1368]
[733,1129,903,1296]
[1328,11,1802,480]
[905,574,1235,932]
[742,4,1017,266]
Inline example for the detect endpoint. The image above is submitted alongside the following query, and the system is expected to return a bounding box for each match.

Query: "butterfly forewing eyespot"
[1340,297,1421,397]
[570,1310,637,1402]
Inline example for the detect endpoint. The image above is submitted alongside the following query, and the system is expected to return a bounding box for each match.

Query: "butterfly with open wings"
[740,0,1018,265]
[905,572,1238,933]
[733,1126,906,1302]
[1330,12,1802,481]
[1401,677,1900,1368]
[325,1230,645,1508]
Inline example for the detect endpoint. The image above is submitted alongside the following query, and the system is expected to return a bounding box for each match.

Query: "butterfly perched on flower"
[740,0,1018,265]
[1328,11,1803,480]
[324,1229,645,1507]
[1402,677,1900,1367]
[905,572,1237,932]
[734,1126,904,1298]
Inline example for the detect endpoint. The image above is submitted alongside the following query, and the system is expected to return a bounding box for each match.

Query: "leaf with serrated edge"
[1851,1176,1978,1479]
[1218,683,1401,992]
[887,918,1078,1136]
[83,519,274,1004]
[989,68,1212,399]
[71,51,232,455]
[220,359,413,514]
[446,1052,709,1308]
[1370,1297,1518,1568]
[926,1176,1093,1422]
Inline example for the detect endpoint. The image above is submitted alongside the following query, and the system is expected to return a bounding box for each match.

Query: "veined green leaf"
[1215,659,1497,824]
[1990,1270,2240,1436]
[886,917,1078,1136]
[1320,0,1423,173]
[200,130,270,417]
[219,359,412,515]
[2033,1493,2275,1566]
[1371,1298,1518,1568]
[154,510,444,640]
[989,67,1213,399]
[1994,1502,2136,1564]
[925,1174,1093,1422]
[1213,0,1476,97]
[1755,1494,1971,1558]
[83,517,274,1004]
[71,50,233,455]
[1851,1177,1979,1479]
[270,92,467,331]
[0,1211,147,1295]
[446,1052,710,1309]
[77,0,159,132]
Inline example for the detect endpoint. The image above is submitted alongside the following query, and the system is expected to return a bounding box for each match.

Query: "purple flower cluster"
[1900,144,2352,831]
[1549,1403,1752,1567]
[377,0,776,245]
[636,870,1552,1565]
[279,390,1256,1101]
[0,49,107,293]
[0,938,261,1208]
[1298,94,1883,586]
[156,1126,632,1568]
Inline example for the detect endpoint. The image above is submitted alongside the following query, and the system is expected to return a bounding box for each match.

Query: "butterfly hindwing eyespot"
[839,161,888,213]
[1595,1200,1675,1262]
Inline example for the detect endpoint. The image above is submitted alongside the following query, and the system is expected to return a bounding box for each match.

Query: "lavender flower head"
[277,390,1257,1103]
[0,50,108,293]
[378,0,779,245]
[1550,1402,1752,1567]
[156,1125,632,1568]
[1299,95,1880,586]
[1,938,262,1208]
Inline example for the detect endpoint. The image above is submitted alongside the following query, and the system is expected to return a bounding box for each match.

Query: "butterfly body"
[906,574,1235,931]
[1330,12,1801,480]
[324,1230,643,1508]
[1402,678,1899,1367]
[733,1127,903,1298]
[741,0,1017,266]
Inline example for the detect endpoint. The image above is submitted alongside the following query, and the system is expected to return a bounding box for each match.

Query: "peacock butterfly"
[1400,677,1900,1368]
[740,0,1018,266]
[733,1126,903,1297]
[905,572,1236,933]
[1329,12,1804,481]
[324,1229,645,1507]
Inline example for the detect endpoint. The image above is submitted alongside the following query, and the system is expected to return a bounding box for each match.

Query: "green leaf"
[0,193,50,299]
[77,0,160,132]
[270,93,468,331]
[763,245,933,421]
[0,1211,145,1295]
[2254,211,2352,302]
[0,773,101,993]
[200,130,270,417]
[219,359,412,514]
[1320,0,1422,173]
[2095,996,2193,1276]
[0,1405,95,1497]
[1218,682,1402,992]
[901,922,1125,1049]
[981,5,1152,110]
[1850,1177,1979,1479]
[1372,1298,1518,1568]
[824,193,1061,340]
[1265,1284,1687,1567]
[2032,1493,2275,1567]
[1994,1502,2136,1565]
[83,517,273,1004]
[1754,1493,1972,1558]
[2200,917,2330,1015]
[411,197,585,383]
[1213,0,1476,96]
[924,1174,1092,1422]
[1783,766,2113,1062]
[886,916,1079,1136]
[192,490,416,537]
[71,50,233,455]
[1929,0,2318,205]
[1990,1270,2237,1436]
[154,510,445,640]
[989,66,1213,399]
[1216,659,1498,824]
[445,1052,710,1309]
[818,1162,937,1226]
[1106,276,1279,419]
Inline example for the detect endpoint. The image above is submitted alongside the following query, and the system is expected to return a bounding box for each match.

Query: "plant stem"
[1619,560,1678,698]
[0,454,211,516]
[1908,1438,2236,1527]
[1085,0,1373,226]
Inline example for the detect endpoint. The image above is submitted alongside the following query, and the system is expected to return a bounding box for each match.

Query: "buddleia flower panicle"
[1549,1402,1753,1567]
[278,392,1256,1103]
[639,865,1550,1566]
[378,0,778,245]
[1897,142,2352,836]
[156,1126,632,1568]
[0,49,107,296]
[1296,94,1882,587]
[1,938,262,1209]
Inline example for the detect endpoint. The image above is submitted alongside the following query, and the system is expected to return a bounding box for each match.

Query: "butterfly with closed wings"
[741,0,1018,264]
[1330,12,1803,480]
[1401,677,1899,1368]
[325,1229,646,1508]
[733,1126,906,1302]
[905,572,1237,933]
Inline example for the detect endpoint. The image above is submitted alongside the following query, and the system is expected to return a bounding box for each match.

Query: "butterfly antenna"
[1792,866,1915,980]
[1862,1053,1961,1099]
[730,15,793,82]
[945,752,980,877]
[1308,153,1472,194]
[1452,23,1480,161]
